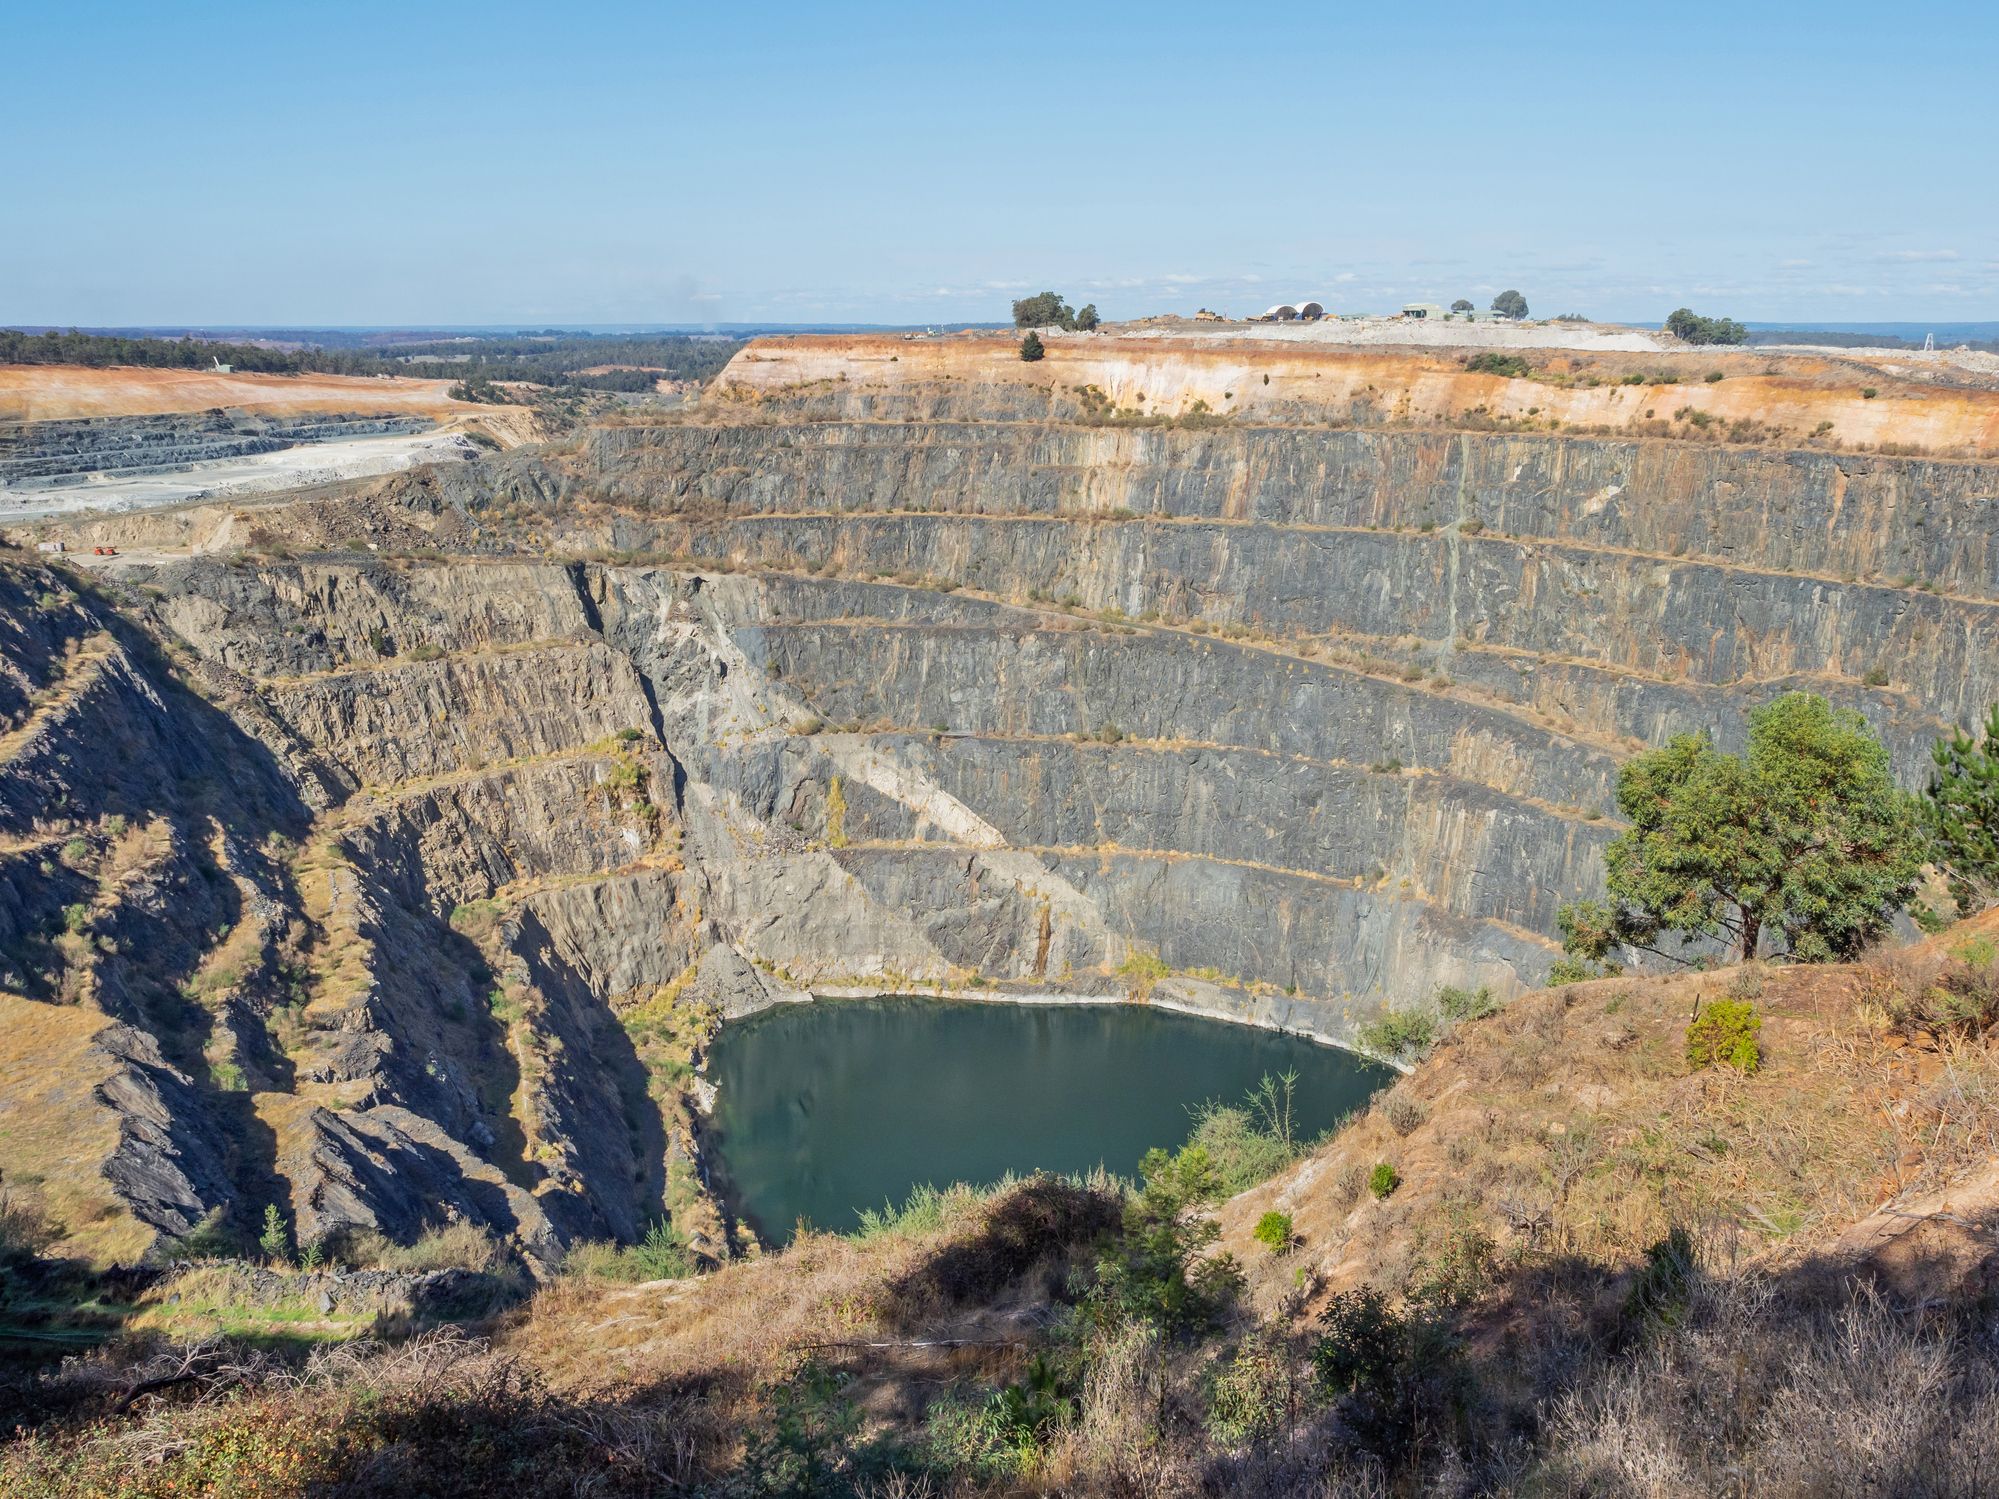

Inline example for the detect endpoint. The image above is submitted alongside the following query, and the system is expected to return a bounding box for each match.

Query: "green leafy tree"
[1928,705,1999,915]
[1560,692,1924,965]
[1018,331,1046,362]
[1011,291,1075,328]
[1664,307,1749,345]
[1450,298,1474,313]
[1073,303,1100,331]
[1490,289,1528,320]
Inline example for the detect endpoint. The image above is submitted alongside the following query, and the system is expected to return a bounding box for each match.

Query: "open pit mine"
[3,329,1997,1267]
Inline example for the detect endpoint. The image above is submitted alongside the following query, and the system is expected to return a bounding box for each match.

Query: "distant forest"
[0,328,746,393]
[1746,328,1999,354]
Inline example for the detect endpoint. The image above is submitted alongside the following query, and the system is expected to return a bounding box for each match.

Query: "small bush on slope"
[1686,997,1763,1072]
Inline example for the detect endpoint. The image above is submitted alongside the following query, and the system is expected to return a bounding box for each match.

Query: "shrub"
[1382,1093,1426,1137]
[1726,965,1765,1001]
[1117,947,1169,999]
[1313,1286,1406,1397]
[1436,983,1498,1022]
[1330,1161,1366,1207]
[824,775,847,847]
[1356,1006,1435,1061]
[1686,998,1762,1073]
[172,1207,243,1259]
[339,1220,508,1274]
[1465,352,1531,378]
[1088,1155,1243,1338]
[1178,1108,1288,1197]
[1251,1211,1294,1253]
[564,1218,695,1282]
[1367,1163,1401,1199]
[0,1182,59,1267]
[1705,370,1725,382]
[1879,941,1999,1039]
[1624,1226,1698,1331]
[258,1203,291,1263]
[1019,331,1046,362]
[1861,387,1878,399]
[976,1353,1076,1470]
[1206,1335,1297,1446]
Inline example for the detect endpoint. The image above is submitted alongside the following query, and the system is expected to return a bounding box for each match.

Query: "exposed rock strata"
[5,335,1998,1264]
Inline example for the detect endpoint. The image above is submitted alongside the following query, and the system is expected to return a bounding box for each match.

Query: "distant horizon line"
[5,318,1997,337]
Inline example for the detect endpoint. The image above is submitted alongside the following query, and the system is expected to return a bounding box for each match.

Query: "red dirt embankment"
[718,333,1999,457]
[0,364,475,424]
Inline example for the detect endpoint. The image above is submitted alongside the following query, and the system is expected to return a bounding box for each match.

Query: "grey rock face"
[0,411,433,488]
[89,1025,234,1241]
[7,384,1994,1265]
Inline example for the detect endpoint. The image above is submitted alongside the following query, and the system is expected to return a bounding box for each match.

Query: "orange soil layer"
[0,365,474,423]
[721,335,1999,457]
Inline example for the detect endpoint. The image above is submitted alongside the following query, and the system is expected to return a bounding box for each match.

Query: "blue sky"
[4,1,1994,327]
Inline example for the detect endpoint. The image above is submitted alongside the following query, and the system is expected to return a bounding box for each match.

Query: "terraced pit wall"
[3,332,1997,1268]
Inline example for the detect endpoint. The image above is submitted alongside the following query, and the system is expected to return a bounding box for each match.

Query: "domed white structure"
[1297,301,1325,320]
[1260,304,1300,321]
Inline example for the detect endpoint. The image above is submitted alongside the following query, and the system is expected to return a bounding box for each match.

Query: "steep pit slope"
[528,335,1999,997]
[0,556,764,1264]
[4,329,1998,1272]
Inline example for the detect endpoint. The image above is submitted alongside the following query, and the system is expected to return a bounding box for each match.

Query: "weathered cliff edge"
[3,332,1996,1266]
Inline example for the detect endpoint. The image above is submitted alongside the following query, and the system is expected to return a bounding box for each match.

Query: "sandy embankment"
[720,333,1999,456]
[0,364,469,423]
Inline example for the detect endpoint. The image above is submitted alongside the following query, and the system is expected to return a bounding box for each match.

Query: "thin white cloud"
[1878,249,1961,263]
[1778,258,1813,269]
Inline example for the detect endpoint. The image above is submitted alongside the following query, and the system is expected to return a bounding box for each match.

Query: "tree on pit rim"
[1558,691,1924,964]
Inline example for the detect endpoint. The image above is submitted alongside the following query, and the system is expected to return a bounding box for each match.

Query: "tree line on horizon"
[0,328,745,392]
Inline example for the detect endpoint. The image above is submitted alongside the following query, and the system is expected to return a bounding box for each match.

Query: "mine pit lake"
[705,996,1393,1243]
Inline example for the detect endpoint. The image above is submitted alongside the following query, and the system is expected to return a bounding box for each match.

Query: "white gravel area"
[0,428,479,521]
[1094,316,1670,353]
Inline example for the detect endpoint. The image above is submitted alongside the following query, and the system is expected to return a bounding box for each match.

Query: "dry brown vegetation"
[11,924,1999,1495]
[1221,911,1999,1314]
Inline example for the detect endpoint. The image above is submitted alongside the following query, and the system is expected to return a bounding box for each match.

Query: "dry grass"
[0,994,148,1261]
[1218,924,1999,1321]
[331,1221,508,1275]
[516,1176,1117,1399]
[1539,1278,1999,1498]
